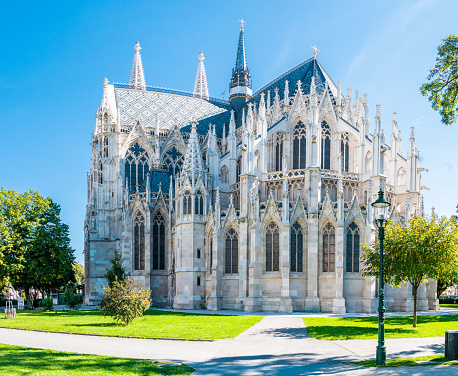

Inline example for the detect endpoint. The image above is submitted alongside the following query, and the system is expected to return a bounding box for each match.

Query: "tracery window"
[103,136,109,158]
[163,146,184,177]
[195,190,204,215]
[152,212,166,271]
[266,222,280,272]
[125,143,149,192]
[346,222,360,273]
[98,161,103,184]
[274,133,283,171]
[183,190,192,215]
[134,211,145,271]
[340,133,350,172]
[322,222,335,272]
[236,156,242,182]
[321,121,331,170]
[221,165,229,184]
[225,228,238,274]
[292,121,307,169]
[290,221,303,273]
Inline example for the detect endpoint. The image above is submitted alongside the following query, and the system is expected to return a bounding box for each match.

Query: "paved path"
[0,312,455,375]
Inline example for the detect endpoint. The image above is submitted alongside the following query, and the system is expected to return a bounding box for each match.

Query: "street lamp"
[371,189,391,366]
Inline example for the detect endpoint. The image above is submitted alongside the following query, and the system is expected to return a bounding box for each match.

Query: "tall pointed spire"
[182,121,204,178]
[229,20,252,113]
[193,52,209,100]
[129,42,146,90]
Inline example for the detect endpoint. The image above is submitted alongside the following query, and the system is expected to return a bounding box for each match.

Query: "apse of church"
[84,25,438,313]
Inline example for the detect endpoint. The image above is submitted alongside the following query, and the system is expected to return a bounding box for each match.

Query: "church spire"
[182,120,204,180]
[129,42,146,90]
[229,20,252,113]
[193,52,209,100]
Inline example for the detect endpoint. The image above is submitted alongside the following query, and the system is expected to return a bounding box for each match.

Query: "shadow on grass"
[0,344,194,376]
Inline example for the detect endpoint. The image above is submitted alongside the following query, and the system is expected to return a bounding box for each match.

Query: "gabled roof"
[247,58,339,110]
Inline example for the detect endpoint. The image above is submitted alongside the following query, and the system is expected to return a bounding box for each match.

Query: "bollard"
[445,330,458,360]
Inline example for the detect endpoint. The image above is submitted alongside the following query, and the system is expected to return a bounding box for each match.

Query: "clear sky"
[1,0,457,265]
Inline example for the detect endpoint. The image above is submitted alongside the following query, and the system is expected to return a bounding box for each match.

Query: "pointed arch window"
[183,190,192,215]
[163,146,184,177]
[290,221,303,273]
[98,161,103,184]
[195,190,204,215]
[365,151,372,173]
[125,143,149,192]
[266,222,280,272]
[152,212,166,271]
[346,222,360,273]
[103,136,109,158]
[134,212,145,271]
[340,133,350,172]
[292,121,306,169]
[321,121,331,170]
[274,133,283,171]
[322,222,335,272]
[236,156,242,182]
[221,165,229,184]
[209,235,213,274]
[225,228,238,274]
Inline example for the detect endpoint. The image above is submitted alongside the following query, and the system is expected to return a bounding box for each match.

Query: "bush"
[65,290,82,310]
[40,298,53,311]
[101,277,150,325]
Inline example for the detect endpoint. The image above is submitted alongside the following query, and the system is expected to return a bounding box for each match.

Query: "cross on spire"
[311,45,319,59]
[239,19,245,30]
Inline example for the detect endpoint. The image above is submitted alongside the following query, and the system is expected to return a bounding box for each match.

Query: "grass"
[440,303,458,308]
[0,310,263,340]
[0,343,194,375]
[353,354,458,368]
[303,315,458,340]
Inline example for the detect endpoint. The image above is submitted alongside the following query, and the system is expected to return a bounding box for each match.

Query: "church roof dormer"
[129,42,146,90]
[193,52,209,100]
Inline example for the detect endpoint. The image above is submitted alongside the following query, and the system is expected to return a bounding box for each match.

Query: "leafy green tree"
[0,188,75,308]
[421,34,458,125]
[362,215,458,327]
[104,249,127,288]
[101,277,150,325]
[72,263,85,286]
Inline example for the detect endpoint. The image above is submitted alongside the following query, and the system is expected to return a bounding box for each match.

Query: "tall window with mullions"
[290,221,303,272]
[152,212,166,271]
[124,143,149,192]
[322,222,335,272]
[293,121,306,169]
[346,222,360,273]
[321,121,331,170]
[134,211,145,271]
[225,228,238,274]
[266,222,280,272]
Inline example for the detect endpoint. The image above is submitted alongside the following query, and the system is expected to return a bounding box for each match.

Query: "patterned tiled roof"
[180,110,231,138]
[114,87,229,130]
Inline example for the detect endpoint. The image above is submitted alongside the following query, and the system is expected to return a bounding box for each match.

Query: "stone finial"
[193,51,209,100]
[129,42,146,90]
[229,193,234,206]
[376,104,381,117]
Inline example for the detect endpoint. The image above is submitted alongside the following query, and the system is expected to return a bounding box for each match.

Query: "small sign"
[17,298,24,310]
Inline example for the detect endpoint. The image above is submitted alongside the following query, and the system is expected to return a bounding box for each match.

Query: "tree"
[0,188,75,308]
[421,34,458,125]
[72,263,85,286]
[101,277,150,325]
[104,249,127,288]
[361,215,458,327]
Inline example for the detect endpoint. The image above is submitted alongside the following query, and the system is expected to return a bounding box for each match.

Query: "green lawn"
[304,315,458,340]
[353,354,458,368]
[0,310,263,340]
[0,343,194,375]
[440,304,458,308]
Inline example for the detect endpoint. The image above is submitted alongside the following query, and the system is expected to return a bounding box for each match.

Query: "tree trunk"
[413,284,418,328]
[23,284,32,310]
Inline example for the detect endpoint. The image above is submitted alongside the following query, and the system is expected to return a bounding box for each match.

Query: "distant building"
[84,25,437,313]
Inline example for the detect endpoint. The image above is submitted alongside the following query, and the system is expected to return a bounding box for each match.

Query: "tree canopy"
[361,215,458,327]
[0,188,75,308]
[421,34,458,125]
[104,249,127,288]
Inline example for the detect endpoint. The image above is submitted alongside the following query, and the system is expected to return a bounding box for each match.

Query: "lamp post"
[371,189,391,366]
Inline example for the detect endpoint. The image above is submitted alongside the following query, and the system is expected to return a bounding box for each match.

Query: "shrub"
[101,277,150,325]
[40,298,53,311]
[104,250,127,289]
[65,290,82,310]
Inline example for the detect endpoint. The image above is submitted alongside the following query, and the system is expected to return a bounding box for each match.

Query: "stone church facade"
[84,26,438,313]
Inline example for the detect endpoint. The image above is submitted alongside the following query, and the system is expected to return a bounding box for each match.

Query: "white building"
[84,26,437,313]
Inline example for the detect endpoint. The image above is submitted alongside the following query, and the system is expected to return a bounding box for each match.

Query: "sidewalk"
[0,313,454,375]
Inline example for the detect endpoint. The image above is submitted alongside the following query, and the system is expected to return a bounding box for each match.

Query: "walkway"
[1,309,456,375]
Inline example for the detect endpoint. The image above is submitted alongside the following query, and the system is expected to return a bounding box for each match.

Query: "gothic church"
[84,25,438,313]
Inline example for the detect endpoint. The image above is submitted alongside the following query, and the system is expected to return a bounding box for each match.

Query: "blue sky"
[1,0,457,265]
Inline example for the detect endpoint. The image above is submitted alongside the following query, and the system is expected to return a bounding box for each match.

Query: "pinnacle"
[129,42,146,90]
[193,52,209,100]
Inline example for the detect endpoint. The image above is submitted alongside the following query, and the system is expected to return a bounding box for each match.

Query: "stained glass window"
[346,222,360,273]
[321,121,331,170]
[225,228,238,274]
[183,190,192,215]
[98,161,103,184]
[195,190,204,215]
[163,146,184,176]
[266,222,280,272]
[290,222,303,272]
[152,212,165,271]
[293,121,306,169]
[341,133,349,172]
[322,222,335,272]
[124,143,149,192]
[275,133,283,171]
[134,211,145,271]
